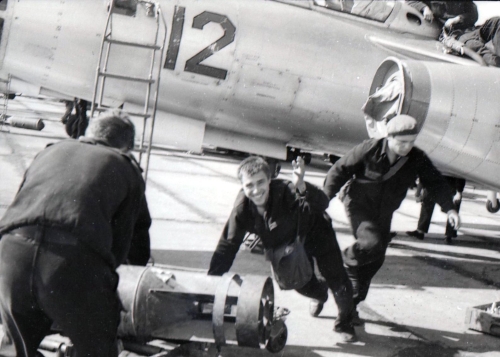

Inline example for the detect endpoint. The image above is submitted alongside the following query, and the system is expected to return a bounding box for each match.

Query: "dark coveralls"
[406,1,478,32]
[0,138,151,357]
[323,138,455,306]
[417,176,466,238]
[456,17,500,67]
[64,99,89,139]
[208,179,354,331]
[406,1,500,67]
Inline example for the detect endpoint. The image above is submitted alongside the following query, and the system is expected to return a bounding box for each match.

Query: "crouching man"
[323,114,460,324]
[208,156,357,342]
[0,111,151,357]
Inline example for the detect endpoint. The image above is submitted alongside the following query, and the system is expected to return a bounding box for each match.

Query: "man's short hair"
[237,156,271,181]
[88,111,135,151]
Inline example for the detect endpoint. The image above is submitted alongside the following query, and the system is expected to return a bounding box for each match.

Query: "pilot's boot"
[309,296,327,317]
[344,264,363,326]
[334,324,357,343]
[309,281,328,317]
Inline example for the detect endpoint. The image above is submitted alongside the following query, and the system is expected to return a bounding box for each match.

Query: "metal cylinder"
[116,265,277,350]
[368,57,500,190]
[9,117,45,130]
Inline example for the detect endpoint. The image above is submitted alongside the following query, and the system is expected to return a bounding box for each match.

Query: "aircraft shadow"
[151,248,272,276]
[152,240,500,290]
[372,253,500,290]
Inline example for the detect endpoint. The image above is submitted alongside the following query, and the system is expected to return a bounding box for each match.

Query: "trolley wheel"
[265,323,287,353]
[486,199,500,213]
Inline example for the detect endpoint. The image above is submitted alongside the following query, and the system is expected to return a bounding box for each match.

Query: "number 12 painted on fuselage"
[164,6,236,80]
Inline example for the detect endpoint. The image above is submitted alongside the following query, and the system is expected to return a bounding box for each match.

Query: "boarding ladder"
[91,0,168,183]
[0,74,11,132]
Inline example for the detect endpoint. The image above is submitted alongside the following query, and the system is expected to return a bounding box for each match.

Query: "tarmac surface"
[0,96,499,356]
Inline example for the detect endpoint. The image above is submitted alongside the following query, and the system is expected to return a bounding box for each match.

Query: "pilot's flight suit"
[406,1,478,31]
[456,17,500,68]
[0,139,151,357]
[323,138,455,306]
[209,179,355,333]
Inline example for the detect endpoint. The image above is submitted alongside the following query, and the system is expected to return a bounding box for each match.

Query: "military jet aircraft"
[0,0,499,210]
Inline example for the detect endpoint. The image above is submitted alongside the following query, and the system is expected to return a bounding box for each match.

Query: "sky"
[475,1,500,25]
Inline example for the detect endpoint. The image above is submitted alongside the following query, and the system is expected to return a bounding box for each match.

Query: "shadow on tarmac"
[151,248,272,276]
[221,321,493,357]
[152,239,500,290]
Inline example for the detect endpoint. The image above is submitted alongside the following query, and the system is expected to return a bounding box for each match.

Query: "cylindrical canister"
[116,265,280,351]
[9,117,45,131]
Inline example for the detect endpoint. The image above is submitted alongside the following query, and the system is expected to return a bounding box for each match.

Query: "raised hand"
[422,6,434,22]
[292,156,306,194]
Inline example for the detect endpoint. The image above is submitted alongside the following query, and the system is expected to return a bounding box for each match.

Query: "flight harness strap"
[355,156,408,184]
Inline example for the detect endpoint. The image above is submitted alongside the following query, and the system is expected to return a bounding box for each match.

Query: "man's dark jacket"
[208,179,331,275]
[0,138,151,268]
[323,138,455,216]
[406,1,478,30]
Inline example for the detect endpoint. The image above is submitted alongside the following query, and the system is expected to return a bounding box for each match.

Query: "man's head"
[386,115,419,157]
[87,111,135,152]
[237,156,272,208]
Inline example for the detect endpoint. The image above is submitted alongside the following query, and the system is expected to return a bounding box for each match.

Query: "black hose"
[462,45,488,66]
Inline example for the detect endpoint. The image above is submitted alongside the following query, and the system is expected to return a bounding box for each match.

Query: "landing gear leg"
[328,154,340,164]
[285,148,311,165]
[302,153,311,165]
[266,159,281,178]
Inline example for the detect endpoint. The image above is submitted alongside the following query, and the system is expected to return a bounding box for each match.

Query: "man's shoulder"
[409,145,427,158]
[270,179,292,189]
[353,138,383,155]
[364,137,383,147]
[58,138,145,181]
[233,189,248,209]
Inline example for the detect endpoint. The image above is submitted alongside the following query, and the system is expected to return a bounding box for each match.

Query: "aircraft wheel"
[486,199,500,213]
[265,322,287,353]
[286,147,299,162]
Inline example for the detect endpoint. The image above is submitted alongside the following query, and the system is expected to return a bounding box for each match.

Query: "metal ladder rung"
[94,107,151,119]
[121,111,151,118]
[105,38,161,50]
[98,72,155,84]
[133,147,151,154]
[92,0,168,183]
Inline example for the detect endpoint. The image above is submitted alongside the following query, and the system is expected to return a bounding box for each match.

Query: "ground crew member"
[208,156,357,342]
[406,1,500,67]
[323,114,460,322]
[406,1,478,32]
[0,111,151,357]
[407,176,466,244]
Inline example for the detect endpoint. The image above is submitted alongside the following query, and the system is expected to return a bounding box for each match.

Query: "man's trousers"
[295,225,354,331]
[0,229,120,357]
[342,204,393,306]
